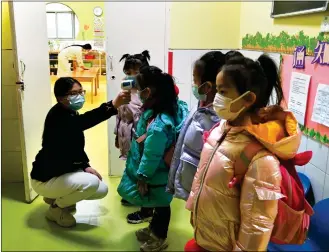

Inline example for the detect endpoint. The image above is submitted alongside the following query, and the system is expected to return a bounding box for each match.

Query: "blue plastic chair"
[298,172,311,195]
[268,198,329,251]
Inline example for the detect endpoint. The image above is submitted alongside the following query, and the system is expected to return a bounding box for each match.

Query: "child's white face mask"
[213,91,250,121]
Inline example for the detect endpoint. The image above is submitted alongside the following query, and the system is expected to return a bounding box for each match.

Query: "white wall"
[298,135,329,202]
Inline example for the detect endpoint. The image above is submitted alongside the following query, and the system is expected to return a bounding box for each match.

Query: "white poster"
[311,84,329,127]
[287,72,311,125]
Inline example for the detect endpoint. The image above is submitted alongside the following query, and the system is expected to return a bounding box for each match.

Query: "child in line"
[185,54,301,251]
[117,66,188,251]
[167,50,243,200]
[115,50,155,224]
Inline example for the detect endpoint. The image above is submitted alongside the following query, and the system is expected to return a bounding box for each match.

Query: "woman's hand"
[113,90,131,109]
[85,167,102,180]
[137,180,148,196]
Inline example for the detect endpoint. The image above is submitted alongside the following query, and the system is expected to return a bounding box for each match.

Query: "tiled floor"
[1,76,193,251]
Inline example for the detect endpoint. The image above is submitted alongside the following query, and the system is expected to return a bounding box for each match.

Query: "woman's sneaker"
[127,210,153,224]
[140,232,168,252]
[121,198,133,206]
[136,227,152,243]
[43,197,76,212]
[46,205,76,228]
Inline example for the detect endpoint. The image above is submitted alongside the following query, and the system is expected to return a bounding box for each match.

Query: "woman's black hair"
[54,77,82,97]
[222,54,283,111]
[194,51,226,84]
[64,44,92,50]
[136,66,177,118]
[225,50,243,62]
[119,50,150,73]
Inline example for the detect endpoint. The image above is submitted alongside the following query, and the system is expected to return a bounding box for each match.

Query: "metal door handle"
[109,55,113,71]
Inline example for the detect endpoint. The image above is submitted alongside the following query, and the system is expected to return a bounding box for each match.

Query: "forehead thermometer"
[121,79,136,90]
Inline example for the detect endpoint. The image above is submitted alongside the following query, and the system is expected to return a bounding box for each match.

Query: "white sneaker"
[46,206,76,228]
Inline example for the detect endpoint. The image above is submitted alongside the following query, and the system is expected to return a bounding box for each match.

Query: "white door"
[9,2,52,202]
[105,2,170,176]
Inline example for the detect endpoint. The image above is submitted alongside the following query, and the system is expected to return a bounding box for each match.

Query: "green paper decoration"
[315,132,321,141]
[309,129,316,138]
[242,31,329,55]
[298,124,329,145]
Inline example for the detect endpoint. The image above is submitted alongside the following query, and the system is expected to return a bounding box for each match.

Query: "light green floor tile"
[2,177,193,251]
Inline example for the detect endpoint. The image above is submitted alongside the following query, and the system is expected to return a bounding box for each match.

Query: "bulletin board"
[281,54,329,145]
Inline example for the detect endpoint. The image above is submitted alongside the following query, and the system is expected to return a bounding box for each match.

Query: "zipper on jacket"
[193,129,229,241]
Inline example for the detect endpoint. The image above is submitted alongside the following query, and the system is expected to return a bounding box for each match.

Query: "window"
[46,3,79,39]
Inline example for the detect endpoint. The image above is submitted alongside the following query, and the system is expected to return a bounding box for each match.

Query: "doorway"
[6,2,170,202]
[105,2,170,176]
[45,2,109,175]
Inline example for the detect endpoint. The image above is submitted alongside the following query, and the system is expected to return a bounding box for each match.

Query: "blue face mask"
[137,88,150,104]
[192,84,207,101]
[68,94,85,111]
[125,76,136,81]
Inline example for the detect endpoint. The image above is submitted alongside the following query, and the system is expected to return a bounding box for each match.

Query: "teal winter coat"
[117,100,188,207]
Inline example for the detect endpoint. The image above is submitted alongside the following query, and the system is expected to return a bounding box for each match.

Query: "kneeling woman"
[30,77,130,228]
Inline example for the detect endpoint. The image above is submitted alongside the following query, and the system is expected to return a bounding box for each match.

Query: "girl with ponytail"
[185,54,301,252]
[117,66,188,251]
[116,50,155,224]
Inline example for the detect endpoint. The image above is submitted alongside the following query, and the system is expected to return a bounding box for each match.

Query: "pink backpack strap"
[203,121,221,143]
[230,141,264,188]
[136,119,155,144]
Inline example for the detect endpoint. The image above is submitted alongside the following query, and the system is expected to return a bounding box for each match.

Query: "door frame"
[106,2,172,176]
[9,2,38,202]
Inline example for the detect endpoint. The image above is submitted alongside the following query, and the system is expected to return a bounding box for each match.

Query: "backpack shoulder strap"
[203,121,222,143]
[230,141,264,188]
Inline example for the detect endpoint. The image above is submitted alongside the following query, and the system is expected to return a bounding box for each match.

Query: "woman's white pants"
[57,55,71,78]
[31,170,108,208]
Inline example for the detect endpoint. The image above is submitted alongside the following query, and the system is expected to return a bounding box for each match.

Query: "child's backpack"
[203,123,314,245]
[136,118,176,168]
[232,141,314,245]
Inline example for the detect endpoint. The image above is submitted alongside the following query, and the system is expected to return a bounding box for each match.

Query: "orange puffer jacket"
[186,109,301,251]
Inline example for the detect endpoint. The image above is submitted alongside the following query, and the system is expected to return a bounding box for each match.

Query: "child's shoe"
[136,227,152,242]
[127,210,152,224]
[140,232,168,251]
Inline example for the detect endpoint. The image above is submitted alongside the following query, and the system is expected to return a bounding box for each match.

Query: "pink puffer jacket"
[186,109,301,251]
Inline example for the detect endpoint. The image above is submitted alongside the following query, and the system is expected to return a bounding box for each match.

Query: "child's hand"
[137,180,148,196]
